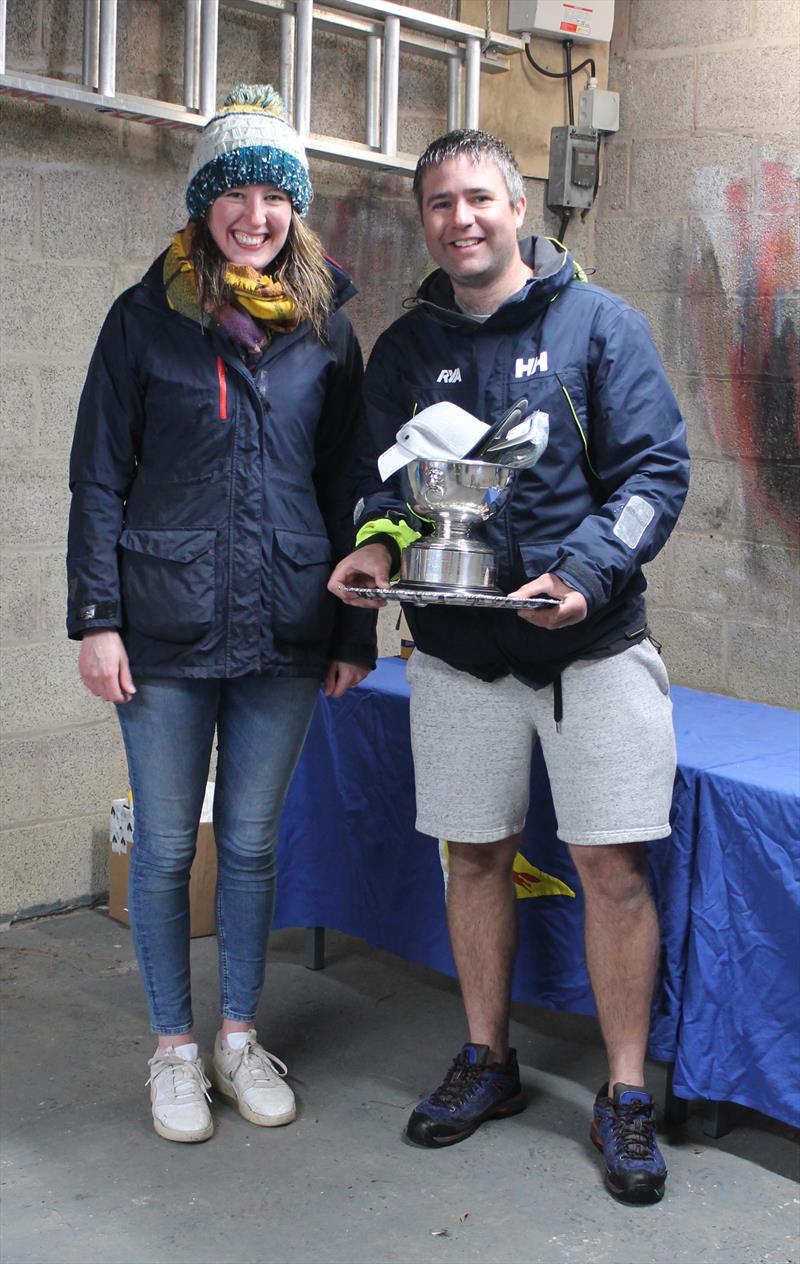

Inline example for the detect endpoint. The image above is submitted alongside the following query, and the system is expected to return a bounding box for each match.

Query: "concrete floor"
[1,909,798,1264]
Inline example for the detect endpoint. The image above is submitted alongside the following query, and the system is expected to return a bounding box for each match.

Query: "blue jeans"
[116,674,319,1035]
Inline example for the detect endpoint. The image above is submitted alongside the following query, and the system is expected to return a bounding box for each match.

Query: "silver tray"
[342,585,562,610]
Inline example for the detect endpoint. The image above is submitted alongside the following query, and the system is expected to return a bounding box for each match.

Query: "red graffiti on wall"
[685,162,799,544]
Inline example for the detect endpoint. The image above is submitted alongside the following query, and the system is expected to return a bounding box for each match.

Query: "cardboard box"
[108,798,218,938]
[398,611,415,660]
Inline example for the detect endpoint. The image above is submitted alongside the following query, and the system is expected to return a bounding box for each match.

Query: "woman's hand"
[323,660,372,698]
[78,630,136,703]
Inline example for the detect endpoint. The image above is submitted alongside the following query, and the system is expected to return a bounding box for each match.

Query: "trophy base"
[400,538,499,592]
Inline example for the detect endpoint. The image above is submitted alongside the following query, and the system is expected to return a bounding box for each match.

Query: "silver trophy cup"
[398,458,516,592]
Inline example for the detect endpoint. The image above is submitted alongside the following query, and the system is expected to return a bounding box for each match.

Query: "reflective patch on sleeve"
[612,495,654,549]
[353,497,365,524]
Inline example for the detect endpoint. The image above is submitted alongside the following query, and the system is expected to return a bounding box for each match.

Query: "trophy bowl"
[398,458,516,592]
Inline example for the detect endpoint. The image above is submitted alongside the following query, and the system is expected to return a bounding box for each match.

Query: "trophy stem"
[437,517,471,541]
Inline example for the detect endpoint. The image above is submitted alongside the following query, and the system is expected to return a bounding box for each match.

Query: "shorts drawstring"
[553,673,563,733]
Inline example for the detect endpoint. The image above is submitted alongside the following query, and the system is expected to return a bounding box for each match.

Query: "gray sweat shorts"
[407,640,676,846]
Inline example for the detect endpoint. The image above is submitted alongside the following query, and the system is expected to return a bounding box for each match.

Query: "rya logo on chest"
[514,351,548,378]
[436,367,462,383]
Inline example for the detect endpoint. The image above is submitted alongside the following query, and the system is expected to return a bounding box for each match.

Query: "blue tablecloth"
[276,657,800,1127]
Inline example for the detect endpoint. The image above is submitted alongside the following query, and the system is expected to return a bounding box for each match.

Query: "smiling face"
[419,155,529,310]
[206,183,293,269]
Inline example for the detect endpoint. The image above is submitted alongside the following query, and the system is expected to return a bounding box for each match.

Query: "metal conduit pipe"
[279,10,295,120]
[366,34,381,149]
[381,13,399,159]
[447,54,460,132]
[97,0,117,98]
[294,0,313,138]
[184,0,200,110]
[82,0,100,89]
[464,36,479,130]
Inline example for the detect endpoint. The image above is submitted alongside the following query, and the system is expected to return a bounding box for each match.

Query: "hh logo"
[436,368,462,383]
[515,351,548,378]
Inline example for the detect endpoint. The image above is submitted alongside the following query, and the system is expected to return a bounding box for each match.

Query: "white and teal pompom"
[220,84,287,119]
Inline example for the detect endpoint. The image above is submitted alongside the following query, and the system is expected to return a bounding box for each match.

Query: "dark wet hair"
[412,129,524,212]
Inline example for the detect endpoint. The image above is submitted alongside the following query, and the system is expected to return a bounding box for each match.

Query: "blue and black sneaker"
[591,1082,668,1204]
[404,1043,525,1148]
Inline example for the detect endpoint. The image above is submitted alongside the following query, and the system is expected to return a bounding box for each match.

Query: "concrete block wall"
[0,0,447,921]
[594,0,800,707]
[1,0,797,919]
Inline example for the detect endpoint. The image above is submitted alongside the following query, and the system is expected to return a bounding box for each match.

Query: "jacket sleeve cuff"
[355,517,420,555]
[331,605,378,667]
[553,563,598,609]
[67,602,122,641]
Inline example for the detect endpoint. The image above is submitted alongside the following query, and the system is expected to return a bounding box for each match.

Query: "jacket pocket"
[119,528,217,644]
[271,529,334,645]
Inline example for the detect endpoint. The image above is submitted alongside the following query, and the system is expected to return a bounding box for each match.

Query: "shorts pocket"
[119,528,217,644]
[271,529,335,645]
[635,638,671,698]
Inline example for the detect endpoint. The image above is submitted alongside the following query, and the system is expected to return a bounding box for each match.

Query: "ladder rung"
[294,0,312,137]
[381,13,399,159]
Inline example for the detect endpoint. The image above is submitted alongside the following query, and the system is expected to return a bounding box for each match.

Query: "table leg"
[304,926,326,970]
[702,1100,734,1138]
[664,1062,689,1125]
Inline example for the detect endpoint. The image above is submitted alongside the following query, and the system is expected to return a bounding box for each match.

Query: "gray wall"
[1,0,797,920]
[597,0,800,706]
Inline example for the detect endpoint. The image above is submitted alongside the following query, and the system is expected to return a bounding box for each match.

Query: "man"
[329,130,689,1205]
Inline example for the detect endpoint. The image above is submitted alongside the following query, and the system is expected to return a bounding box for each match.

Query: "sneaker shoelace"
[611,1101,657,1160]
[429,1055,486,1110]
[146,1053,212,1103]
[237,1042,289,1088]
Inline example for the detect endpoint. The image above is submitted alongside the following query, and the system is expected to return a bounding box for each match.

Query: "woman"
[67,85,375,1143]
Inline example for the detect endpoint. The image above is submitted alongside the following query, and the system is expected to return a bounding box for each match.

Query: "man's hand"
[323,660,372,698]
[78,629,136,703]
[328,542,392,608]
[508,572,588,629]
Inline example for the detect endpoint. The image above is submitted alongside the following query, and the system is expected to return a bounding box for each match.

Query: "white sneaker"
[209,1030,296,1126]
[146,1046,214,1143]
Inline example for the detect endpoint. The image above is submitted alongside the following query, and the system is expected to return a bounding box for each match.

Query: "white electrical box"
[579,85,619,132]
[508,0,615,44]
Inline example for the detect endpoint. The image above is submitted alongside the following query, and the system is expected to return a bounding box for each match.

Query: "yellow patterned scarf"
[163,226,300,342]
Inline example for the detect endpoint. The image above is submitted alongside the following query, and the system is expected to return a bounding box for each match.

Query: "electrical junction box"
[547,126,598,210]
[579,84,619,132]
[508,0,615,44]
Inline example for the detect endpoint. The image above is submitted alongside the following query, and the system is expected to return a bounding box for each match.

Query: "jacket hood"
[413,235,575,330]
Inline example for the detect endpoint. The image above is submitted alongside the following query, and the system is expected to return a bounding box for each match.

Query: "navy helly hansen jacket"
[67,253,377,678]
[355,236,690,687]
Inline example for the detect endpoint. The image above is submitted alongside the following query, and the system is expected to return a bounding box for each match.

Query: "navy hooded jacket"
[354,236,689,686]
[67,252,377,678]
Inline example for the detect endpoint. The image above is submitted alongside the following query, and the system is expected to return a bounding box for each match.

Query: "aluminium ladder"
[0,0,522,174]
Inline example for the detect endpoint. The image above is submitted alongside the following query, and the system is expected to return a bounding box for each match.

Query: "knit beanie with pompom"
[186,83,312,220]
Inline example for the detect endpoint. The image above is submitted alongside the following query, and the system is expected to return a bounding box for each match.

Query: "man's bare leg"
[567,841,659,1086]
[446,834,520,1064]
